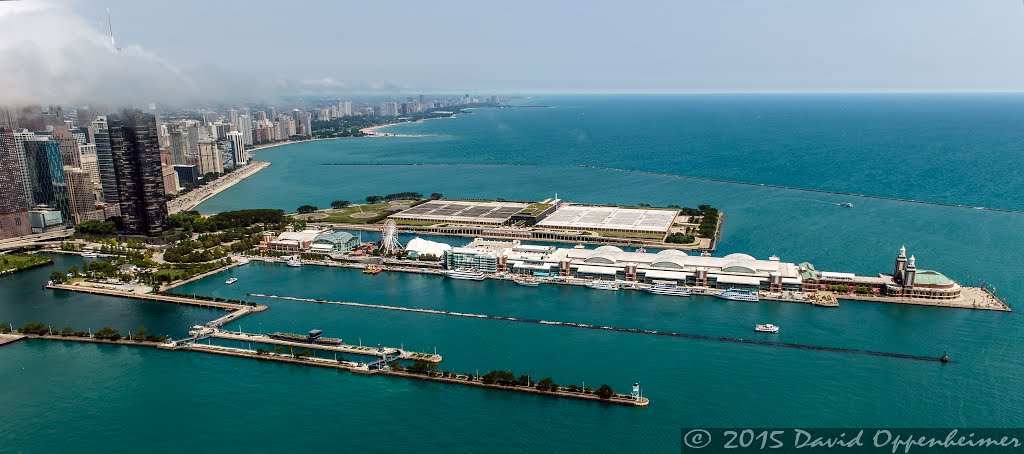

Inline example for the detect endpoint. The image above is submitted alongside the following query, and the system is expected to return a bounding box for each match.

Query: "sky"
[4,0,1024,105]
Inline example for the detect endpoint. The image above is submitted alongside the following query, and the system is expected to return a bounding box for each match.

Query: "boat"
[715,288,760,302]
[642,284,691,297]
[444,268,486,281]
[755,323,780,333]
[236,258,250,266]
[573,244,586,249]
[514,278,540,287]
[587,280,619,291]
[225,277,238,285]
[839,202,853,208]
[82,252,98,258]
[363,266,383,274]
[286,258,302,267]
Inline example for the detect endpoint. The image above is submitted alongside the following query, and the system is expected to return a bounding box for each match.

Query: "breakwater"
[320,163,539,167]
[250,293,950,363]
[580,165,1024,215]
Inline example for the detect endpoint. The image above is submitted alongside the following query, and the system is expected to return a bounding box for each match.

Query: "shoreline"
[359,114,458,137]
[167,160,271,214]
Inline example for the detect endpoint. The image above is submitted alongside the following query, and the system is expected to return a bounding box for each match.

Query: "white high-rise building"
[238,114,253,145]
[226,131,246,167]
[11,129,37,206]
[380,102,399,117]
[197,139,223,175]
[343,101,352,116]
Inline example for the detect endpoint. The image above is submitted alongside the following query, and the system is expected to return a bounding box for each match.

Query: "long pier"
[580,165,1024,215]
[9,334,646,407]
[208,329,442,362]
[48,283,258,311]
[0,333,26,347]
[250,293,950,363]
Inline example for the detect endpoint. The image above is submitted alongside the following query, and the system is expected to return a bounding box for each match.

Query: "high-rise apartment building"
[226,131,246,167]
[90,116,118,205]
[108,110,167,236]
[238,114,253,145]
[0,127,31,238]
[197,139,223,175]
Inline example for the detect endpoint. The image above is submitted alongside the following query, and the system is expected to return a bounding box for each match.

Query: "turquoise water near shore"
[3,95,1024,452]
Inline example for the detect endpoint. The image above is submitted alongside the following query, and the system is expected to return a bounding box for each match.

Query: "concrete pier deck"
[208,329,442,362]
[48,283,253,310]
[0,333,26,347]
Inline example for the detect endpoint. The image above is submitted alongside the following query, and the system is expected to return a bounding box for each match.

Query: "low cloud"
[0,2,404,107]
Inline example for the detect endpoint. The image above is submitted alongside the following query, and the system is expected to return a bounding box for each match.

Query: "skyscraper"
[108,110,167,236]
[238,114,253,145]
[64,166,102,224]
[0,127,31,238]
[90,116,118,205]
[169,125,190,165]
[52,124,82,168]
[226,130,246,167]
[24,139,70,223]
[197,139,223,175]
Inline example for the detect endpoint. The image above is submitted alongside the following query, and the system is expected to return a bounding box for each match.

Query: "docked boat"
[514,278,540,287]
[82,252,98,258]
[225,277,238,285]
[755,323,780,333]
[444,268,486,281]
[642,284,691,297]
[839,202,853,208]
[363,265,383,274]
[286,258,302,267]
[715,288,760,302]
[587,280,619,291]
[236,258,250,266]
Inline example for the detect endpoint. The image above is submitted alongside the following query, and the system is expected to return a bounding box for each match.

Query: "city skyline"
[4,1,1024,106]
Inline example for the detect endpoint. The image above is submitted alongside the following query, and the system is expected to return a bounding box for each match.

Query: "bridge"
[0,229,74,251]
[366,348,404,370]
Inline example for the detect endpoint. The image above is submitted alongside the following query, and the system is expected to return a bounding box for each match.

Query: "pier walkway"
[209,329,442,362]
[0,334,26,347]
[49,283,250,310]
[250,293,950,363]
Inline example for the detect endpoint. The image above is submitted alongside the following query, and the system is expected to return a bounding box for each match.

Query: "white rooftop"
[390,200,529,225]
[536,205,677,233]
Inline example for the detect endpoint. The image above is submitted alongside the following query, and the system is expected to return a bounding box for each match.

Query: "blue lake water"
[3,95,1024,452]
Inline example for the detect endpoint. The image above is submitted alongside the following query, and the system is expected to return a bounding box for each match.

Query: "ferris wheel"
[379,219,403,256]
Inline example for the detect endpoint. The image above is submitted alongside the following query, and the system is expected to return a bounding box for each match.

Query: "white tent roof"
[406,237,452,257]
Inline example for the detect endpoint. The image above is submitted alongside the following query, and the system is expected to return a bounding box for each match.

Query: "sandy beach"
[359,115,456,137]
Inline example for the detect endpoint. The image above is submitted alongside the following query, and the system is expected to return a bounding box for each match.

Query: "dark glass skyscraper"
[24,139,70,222]
[108,110,167,236]
[0,127,31,238]
[91,117,118,204]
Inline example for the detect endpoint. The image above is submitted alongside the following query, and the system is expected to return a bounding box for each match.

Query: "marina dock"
[48,283,257,311]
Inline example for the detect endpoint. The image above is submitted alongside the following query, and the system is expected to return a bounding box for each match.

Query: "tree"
[430,193,443,200]
[49,271,67,284]
[365,195,383,204]
[60,326,75,336]
[535,377,557,392]
[595,384,614,399]
[296,205,318,214]
[331,200,351,209]
[94,327,120,339]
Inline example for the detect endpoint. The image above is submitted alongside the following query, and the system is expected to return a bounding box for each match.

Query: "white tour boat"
[236,258,250,266]
[286,258,302,267]
[755,323,780,333]
[444,268,486,281]
[714,288,760,302]
[225,277,238,285]
[587,280,619,291]
[642,284,691,297]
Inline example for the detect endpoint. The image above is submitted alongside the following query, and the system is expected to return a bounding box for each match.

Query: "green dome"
[914,270,954,286]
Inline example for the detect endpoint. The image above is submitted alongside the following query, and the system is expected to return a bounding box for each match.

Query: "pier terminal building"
[442,240,961,299]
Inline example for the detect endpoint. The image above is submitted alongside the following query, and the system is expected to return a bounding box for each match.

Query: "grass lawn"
[317,201,408,224]
[153,269,192,281]
[0,254,53,274]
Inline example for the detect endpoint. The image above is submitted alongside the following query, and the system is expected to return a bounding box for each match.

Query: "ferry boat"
[444,268,486,281]
[587,280,619,291]
[286,258,302,267]
[225,277,238,285]
[642,284,691,297]
[755,323,780,333]
[514,278,540,287]
[715,288,759,302]
[839,202,853,208]
[363,266,383,274]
